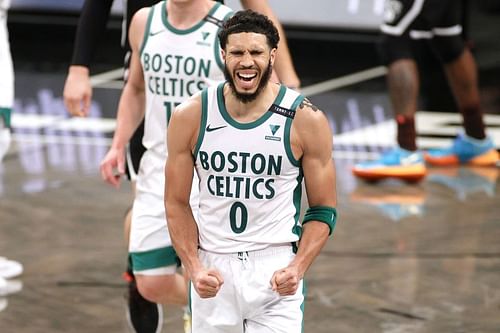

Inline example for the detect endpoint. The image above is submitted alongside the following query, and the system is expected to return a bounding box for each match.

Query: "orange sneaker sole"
[425,149,499,167]
[352,165,427,183]
[467,149,499,166]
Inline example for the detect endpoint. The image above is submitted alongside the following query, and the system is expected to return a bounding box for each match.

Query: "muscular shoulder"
[131,6,151,25]
[294,98,329,135]
[292,98,333,154]
[129,7,151,51]
[170,92,204,149]
[173,92,203,122]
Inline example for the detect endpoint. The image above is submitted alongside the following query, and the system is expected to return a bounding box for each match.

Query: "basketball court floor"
[1,16,500,333]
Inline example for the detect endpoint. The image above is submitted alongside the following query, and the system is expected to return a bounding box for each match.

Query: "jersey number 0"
[229,202,248,234]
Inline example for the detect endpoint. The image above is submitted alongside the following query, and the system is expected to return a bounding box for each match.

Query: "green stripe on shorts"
[130,246,179,271]
[0,107,12,128]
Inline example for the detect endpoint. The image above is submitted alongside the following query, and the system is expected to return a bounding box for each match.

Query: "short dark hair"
[218,9,280,50]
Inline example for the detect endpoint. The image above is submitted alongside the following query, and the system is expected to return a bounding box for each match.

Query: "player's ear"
[221,49,226,61]
[270,48,277,66]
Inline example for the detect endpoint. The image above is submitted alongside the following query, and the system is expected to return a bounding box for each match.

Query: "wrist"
[69,65,90,77]
[288,258,307,279]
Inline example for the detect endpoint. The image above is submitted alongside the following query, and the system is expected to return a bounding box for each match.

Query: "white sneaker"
[0,297,7,312]
[0,127,12,161]
[0,277,23,297]
[0,257,24,279]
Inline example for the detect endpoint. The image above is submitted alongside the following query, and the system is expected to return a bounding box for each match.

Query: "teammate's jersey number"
[229,202,248,234]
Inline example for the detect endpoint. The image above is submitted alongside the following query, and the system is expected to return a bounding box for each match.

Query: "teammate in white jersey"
[165,10,337,333]
[100,0,232,318]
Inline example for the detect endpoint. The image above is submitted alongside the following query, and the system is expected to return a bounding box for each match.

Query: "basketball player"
[98,0,236,331]
[165,10,337,332]
[65,1,301,331]
[352,0,498,182]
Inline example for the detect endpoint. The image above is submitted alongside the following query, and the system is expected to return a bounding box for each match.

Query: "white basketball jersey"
[194,83,306,253]
[140,0,231,156]
[135,0,232,202]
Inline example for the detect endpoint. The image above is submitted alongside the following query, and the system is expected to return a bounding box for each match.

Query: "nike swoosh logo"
[206,125,227,132]
[149,30,165,37]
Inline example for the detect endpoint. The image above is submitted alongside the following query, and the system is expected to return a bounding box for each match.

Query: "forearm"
[289,222,330,277]
[111,85,145,149]
[166,204,203,276]
[71,0,114,66]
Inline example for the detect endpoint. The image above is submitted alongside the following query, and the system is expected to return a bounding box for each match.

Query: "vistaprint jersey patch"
[269,104,295,119]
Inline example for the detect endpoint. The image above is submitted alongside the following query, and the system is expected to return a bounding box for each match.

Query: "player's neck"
[224,83,280,123]
[166,0,214,29]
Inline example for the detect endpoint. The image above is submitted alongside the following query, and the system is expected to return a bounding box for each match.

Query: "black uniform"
[380,0,464,65]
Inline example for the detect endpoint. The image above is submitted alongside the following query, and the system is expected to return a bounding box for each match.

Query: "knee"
[136,277,160,303]
[135,274,186,305]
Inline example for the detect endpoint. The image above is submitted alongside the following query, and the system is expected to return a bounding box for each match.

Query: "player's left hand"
[270,266,302,296]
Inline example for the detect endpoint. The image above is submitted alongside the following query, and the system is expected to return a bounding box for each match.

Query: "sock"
[461,105,486,140]
[123,255,134,283]
[396,114,417,151]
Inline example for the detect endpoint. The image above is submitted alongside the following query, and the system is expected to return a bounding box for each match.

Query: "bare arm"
[271,98,336,295]
[99,8,148,187]
[63,0,114,116]
[240,0,301,88]
[165,95,224,298]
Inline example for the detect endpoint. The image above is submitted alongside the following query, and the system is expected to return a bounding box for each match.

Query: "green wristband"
[302,206,337,235]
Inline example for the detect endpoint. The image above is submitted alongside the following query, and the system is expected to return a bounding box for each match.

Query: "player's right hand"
[100,147,125,188]
[63,65,92,117]
[192,268,224,298]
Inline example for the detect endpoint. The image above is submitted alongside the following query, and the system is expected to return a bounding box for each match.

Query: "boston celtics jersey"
[140,0,231,156]
[194,83,306,253]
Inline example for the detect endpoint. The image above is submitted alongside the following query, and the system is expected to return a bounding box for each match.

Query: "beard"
[224,60,273,104]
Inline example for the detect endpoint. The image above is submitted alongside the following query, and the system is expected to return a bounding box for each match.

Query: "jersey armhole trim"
[193,88,209,160]
[139,5,156,56]
[284,93,304,167]
[284,117,300,167]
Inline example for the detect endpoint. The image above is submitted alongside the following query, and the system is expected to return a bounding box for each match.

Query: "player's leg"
[190,250,243,333]
[424,0,498,166]
[244,247,305,333]
[122,120,165,333]
[381,0,422,150]
[352,0,426,182]
[129,176,190,329]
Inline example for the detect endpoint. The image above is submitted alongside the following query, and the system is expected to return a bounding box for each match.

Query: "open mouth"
[236,71,258,89]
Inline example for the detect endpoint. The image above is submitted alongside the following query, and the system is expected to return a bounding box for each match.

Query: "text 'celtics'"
[199,151,282,200]
[143,53,212,97]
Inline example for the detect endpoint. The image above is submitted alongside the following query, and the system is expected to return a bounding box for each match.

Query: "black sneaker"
[124,272,164,333]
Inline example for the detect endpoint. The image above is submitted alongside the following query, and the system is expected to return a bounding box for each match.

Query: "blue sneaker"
[352,147,427,182]
[424,134,499,166]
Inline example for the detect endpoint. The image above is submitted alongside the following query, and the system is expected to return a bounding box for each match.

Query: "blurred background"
[1,0,500,332]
